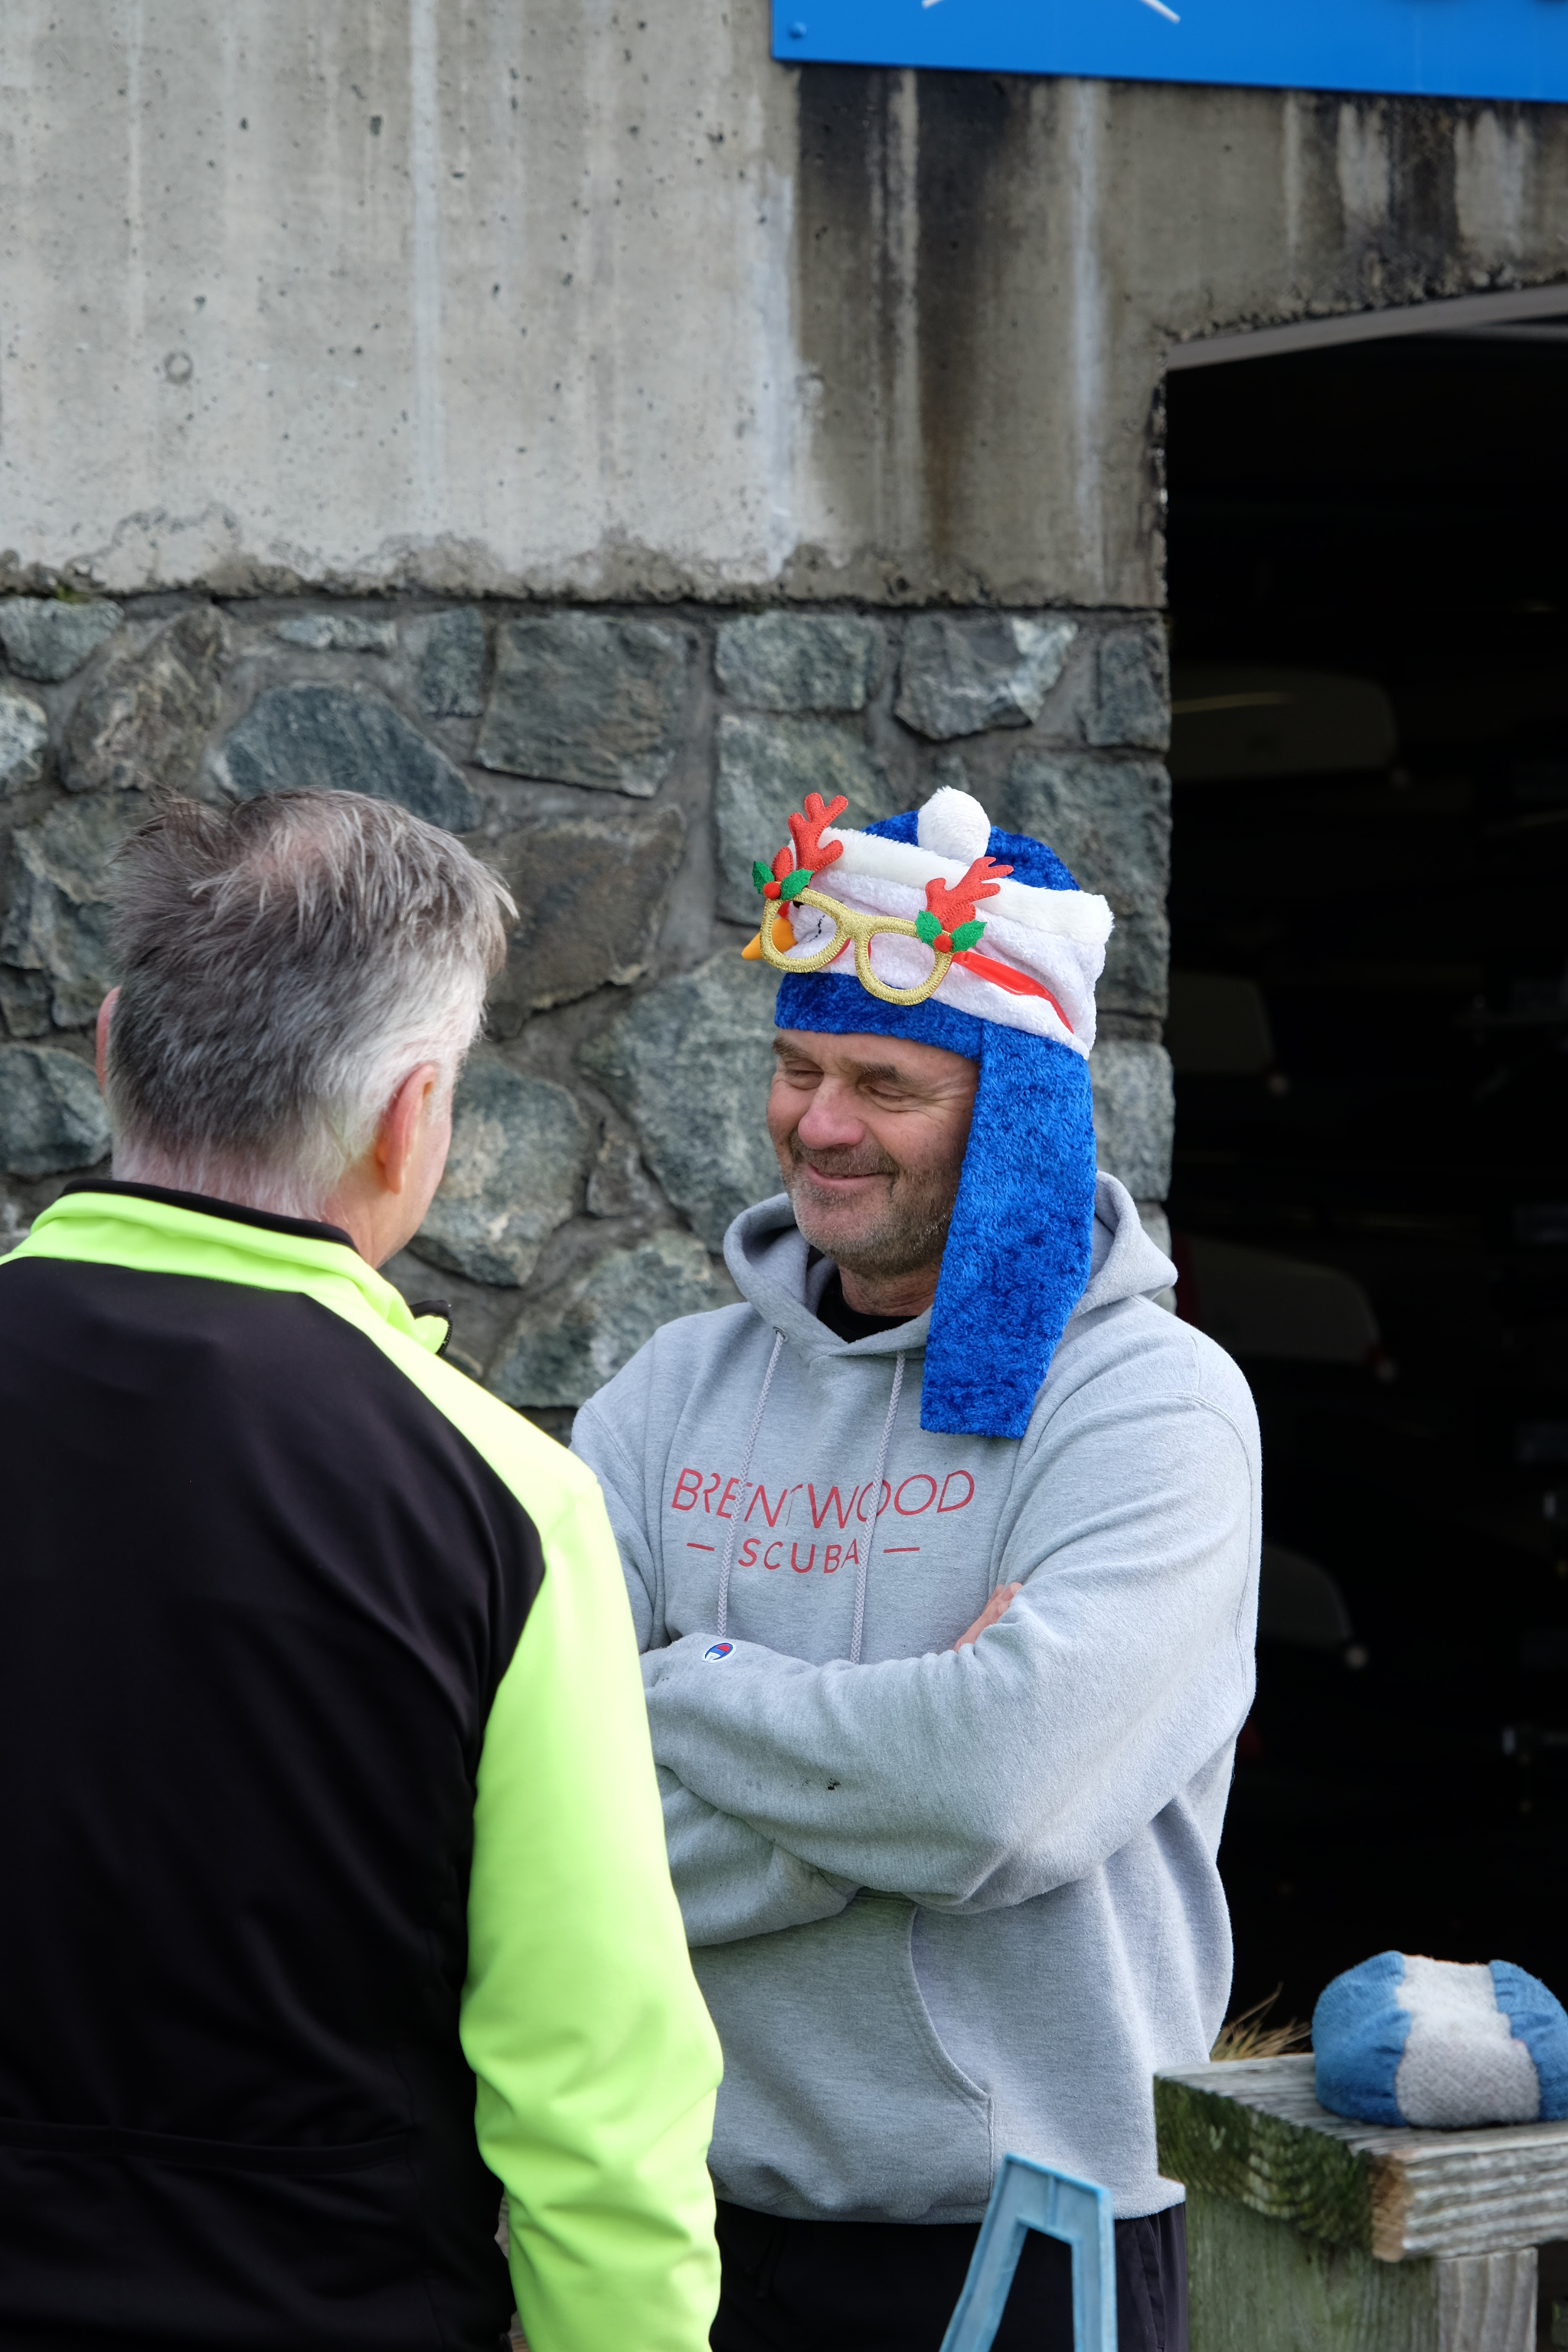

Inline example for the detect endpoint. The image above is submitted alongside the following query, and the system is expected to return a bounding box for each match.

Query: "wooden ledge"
[1155,2055,1568,2261]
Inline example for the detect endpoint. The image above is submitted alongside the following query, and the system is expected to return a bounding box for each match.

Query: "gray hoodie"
[572,1172,1260,2224]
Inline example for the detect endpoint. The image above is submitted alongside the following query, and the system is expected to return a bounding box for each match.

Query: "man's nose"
[795,1081,866,1150]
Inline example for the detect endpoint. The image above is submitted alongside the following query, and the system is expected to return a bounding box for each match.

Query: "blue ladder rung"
[939,2154,1118,2352]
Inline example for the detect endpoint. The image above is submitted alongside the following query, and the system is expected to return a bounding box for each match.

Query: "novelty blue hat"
[743,785,1113,1439]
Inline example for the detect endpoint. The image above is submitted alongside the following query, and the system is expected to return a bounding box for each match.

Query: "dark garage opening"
[1165,318,1568,2030]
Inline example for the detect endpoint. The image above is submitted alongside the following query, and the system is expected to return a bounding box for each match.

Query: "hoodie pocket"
[695,1894,994,2223]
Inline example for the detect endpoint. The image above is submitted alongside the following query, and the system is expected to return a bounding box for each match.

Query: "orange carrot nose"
[772,913,795,949]
[741,933,764,960]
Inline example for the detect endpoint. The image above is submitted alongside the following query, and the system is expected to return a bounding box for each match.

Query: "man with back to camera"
[572,784,1261,2352]
[0,788,722,2352]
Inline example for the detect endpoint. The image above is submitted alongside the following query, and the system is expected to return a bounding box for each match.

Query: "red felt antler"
[787,792,848,875]
[924,853,1011,933]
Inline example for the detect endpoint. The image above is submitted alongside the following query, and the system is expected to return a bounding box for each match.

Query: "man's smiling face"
[766,1028,978,1310]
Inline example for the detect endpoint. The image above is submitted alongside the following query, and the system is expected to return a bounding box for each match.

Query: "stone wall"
[0,591,1174,1429]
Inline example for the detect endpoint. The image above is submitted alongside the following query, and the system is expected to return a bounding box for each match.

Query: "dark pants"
[712,2199,1187,2352]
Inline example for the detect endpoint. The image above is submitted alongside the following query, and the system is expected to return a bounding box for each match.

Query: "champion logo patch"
[702,1641,735,1662]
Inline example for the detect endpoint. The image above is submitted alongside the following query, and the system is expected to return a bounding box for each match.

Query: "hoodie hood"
[724,1171,1176,1374]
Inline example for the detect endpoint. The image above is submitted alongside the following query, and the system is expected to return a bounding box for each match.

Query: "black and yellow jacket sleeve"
[0,1183,720,2352]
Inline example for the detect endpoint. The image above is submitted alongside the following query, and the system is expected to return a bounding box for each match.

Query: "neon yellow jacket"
[0,1184,721,2352]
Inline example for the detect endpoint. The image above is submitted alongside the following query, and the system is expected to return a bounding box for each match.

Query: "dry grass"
[1210,1985,1312,2063]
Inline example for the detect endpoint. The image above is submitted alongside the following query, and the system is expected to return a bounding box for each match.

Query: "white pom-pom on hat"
[916,786,991,864]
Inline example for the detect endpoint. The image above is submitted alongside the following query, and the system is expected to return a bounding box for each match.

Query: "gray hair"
[105,789,513,1219]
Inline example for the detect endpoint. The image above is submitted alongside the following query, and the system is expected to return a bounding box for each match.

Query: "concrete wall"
[4,4,1567,607]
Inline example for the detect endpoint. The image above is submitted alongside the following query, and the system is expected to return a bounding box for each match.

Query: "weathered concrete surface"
[4,5,1566,606]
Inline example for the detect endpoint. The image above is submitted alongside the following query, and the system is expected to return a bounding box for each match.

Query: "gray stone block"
[0,970,51,1039]
[714,713,893,926]
[0,1044,111,1176]
[0,597,122,682]
[218,682,479,832]
[580,949,783,1249]
[1,791,140,1027]
[1086,618,1171,751]
[894,613,1077,742]
[489,1229,726,1408]
[586,1133,663,1219]
[273,612,396,652]
[1089,1040,1174,1201]
[482,805,686,1031]
[416,608,486,717]
[1000,750,1170,904]
[1001,748,1171,1018]
[1099,904,1171,1023]
[475,613,688,798]
[0,684,49,792]
[408,1054,590,1289]
[715,612,884,713]
[62,606,230,796]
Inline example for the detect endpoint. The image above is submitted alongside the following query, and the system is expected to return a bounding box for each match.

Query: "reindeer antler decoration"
[751,792,848,903]
[914,853,1013,956]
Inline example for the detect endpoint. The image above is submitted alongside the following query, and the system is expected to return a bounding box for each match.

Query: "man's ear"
[374,1063,441,1197]
[95,988,120,1093]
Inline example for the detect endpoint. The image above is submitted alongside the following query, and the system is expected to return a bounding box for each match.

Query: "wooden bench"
[1155,2054,1568,2351]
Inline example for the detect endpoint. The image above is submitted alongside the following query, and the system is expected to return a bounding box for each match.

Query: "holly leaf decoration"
[949,918,986,952]
[752,860,776,894]
[914,910,944,946]
[778,867,813,901]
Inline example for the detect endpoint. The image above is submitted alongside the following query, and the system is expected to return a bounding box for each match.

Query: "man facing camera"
[573,786,1260,2352]
[0,789,720,2352]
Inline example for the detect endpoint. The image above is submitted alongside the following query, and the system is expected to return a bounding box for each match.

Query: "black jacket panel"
[0,1253,541,2348]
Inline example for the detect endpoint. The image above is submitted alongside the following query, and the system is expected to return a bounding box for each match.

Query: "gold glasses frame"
[755,885,953,1007]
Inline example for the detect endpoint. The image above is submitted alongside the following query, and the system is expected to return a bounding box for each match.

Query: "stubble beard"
[782,1135,958,1282]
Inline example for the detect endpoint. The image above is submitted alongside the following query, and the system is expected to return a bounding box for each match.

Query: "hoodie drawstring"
[849,1354,905,1666]
[714,1330,785,1645]
[714,1334,905,1664]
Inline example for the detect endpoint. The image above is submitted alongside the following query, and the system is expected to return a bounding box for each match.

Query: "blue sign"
[773,2,1568,106]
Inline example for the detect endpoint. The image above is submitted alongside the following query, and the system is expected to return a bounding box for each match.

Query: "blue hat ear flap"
[922,1027,1099,1439]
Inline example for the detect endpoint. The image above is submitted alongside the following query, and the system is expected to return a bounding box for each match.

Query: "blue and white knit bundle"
[1313,1952,1568,2128]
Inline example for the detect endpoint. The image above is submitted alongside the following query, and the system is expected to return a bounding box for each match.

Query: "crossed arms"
[573,1384,1259,1945]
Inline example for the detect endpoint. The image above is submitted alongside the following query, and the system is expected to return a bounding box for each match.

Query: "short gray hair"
[106,789,513,1217]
